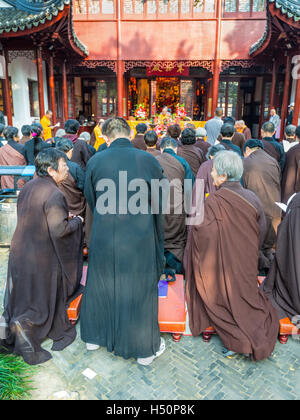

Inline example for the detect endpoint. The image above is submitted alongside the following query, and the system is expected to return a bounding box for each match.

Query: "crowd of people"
[0,106,299,367]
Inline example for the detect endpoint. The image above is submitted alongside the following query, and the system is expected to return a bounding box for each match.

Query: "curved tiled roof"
[269,0,300,23]
[0,0,88,56]
[250,0,300,56]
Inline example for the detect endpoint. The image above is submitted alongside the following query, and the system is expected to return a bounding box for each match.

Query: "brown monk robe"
[185,152,279,360]
[0,150,83,365]
[177,128,205,176]
[0,140,26,189]
[243,142,282,271]
[281,143,300,204]
[261,193,300,322]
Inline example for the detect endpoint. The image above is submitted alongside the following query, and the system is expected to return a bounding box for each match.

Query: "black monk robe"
[262,193,300,322]
[81,137,165,359]
[184,182,279,361]
[0,176,83,365]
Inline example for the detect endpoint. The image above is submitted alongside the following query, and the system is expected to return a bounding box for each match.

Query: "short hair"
[101,117,130,140]
[223,116,236,126]
[64,119,80,134]
[296,126,300,140]
[285,124,296,138]
[21,124,31,137]
[220,123,235,138]
[35,148,66,177]
[262,121,275,134]
[243,139,264,152]
[136,123,148,134]
[46,110,53,115]
[144,130,158,147]
[213,150,244,182]
[215,108,223,117]
[31,123,43,137]
[160,136,178,150]
[79,131,91,142]
[181,128,196,145]
[56,138,74,153]
[206,144,226,160]
[4,126,18,141]
[0,123,5,136]
[195,127,207,138]
[167,124,181,139]
[55,129,66,138]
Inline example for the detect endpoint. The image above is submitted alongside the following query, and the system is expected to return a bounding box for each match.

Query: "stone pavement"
[1,247,300,400]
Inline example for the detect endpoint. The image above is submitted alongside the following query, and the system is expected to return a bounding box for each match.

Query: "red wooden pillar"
[48,54,56,125]
[211,0,222,115]
[292,76,300,126]
[269,59,277,110]
[62,60,68,122]
[36,45,45,118]
[3,48,12,125]
[280,54,291,139]
[116,0,124,117]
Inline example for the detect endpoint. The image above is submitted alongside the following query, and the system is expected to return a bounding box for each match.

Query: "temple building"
[0,0,299,137]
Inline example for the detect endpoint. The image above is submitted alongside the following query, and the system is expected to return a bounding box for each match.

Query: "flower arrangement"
[175,103,187,120]
[134,104,147,121]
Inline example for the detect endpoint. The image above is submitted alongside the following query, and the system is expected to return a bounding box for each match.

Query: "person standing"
[287,103,294,126]
[218,124,242,156]
[204,108,223,145]
[40,110,59,141]
[177,128,205,176]
[63,119,94,169]
[81,117,166,366]
[0,149,83,365]
[269,108,280,140]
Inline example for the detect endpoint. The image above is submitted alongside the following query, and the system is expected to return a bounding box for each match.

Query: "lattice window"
[123,0,133,13]
[181,0,190,14]
[89,0,100,13]
[224,0,265,12]
[133,0,143,13]
[205,0,214,12]
[147,0,157,14]
[224,0,237,12]
[159,0,168,14]
[75,0,87,13]
[102,0,114,13]
[169,0,179,14]
[252,0,265,11]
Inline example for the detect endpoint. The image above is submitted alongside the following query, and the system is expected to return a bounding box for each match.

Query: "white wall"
[7,56,49,129]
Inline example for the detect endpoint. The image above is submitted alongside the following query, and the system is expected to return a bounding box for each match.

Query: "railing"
[73,0,266,19]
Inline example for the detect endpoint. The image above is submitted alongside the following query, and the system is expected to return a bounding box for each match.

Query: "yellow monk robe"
[93,125,106,151]
[40,115,52,141]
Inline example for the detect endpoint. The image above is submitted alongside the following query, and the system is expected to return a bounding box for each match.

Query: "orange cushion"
[67,294,83,321]
[279,317,300,335]
[158,274,186,333]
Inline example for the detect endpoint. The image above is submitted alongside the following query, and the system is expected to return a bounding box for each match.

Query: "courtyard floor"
[0,247,300,400]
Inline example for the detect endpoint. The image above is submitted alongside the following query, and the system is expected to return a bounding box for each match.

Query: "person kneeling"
[0,149,84,365]
[184,150,279,361]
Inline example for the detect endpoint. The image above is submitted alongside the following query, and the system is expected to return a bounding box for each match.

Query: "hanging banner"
[146,63,189,77]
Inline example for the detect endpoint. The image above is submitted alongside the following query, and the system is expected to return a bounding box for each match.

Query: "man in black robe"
[281,125,300,204]
[262,193,300,324]
[261,122,286,172]
[81,117,166,365]
[0,149,83,365]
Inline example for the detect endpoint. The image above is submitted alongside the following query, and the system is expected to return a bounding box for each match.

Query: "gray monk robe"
[0,176,83,365]
[81,138,165,359]
[184,182,279,361]
[262,193,300,322]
